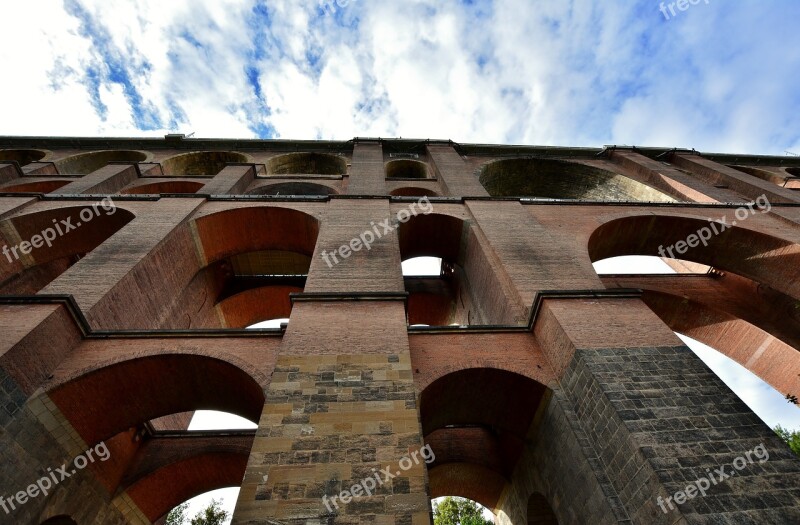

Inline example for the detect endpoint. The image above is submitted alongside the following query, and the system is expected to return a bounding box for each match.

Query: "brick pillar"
[533,296,800,524]
[609,150,735,203]
[0,163,20,185]
[200,165,256,195]
[427,145,489,197]
[40,198,204,329]
[347,142,386,195]
[52,164,139,195]
[234,300,431,525]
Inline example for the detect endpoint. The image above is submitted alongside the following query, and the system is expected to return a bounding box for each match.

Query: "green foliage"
[433,497,493,525]
[190,499,229,525]
[164,502,189,525]
[775,425,800,457]
[164,499,229,525]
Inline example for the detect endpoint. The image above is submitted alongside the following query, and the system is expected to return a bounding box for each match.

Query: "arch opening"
[421,368,549,510]
[0,179,70,194]
[158,206,320,329]
[386,159,429,179]
[266,152,347,175]
[247,182,338,196]
[121,180,204,194]
[0,149,47,166]
[0,205,136,295]
[40,516,78,525]
[161,151,249,176]
[479,157,675,201]
[786,167,800,177]
[55,150,147,175]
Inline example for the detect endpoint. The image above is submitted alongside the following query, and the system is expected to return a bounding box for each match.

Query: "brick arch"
[0,148,48,166]
[160,151,250,176]
[0,205,136,294]
[266,152,347,175]
[247,181,339,196]
[479,157,675,201]
[0,179,70,193]
[120,433,254,523]
[390,187,440,197]
[386,159,430,179]
[54,150,149,175]
[47,353,266,445]
[637,290,800,396]
[588,213,800,301]
[120,180,204,194]
[420,368,549,511]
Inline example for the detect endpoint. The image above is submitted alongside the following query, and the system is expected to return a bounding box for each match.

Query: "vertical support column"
[534,296,800,524]
[0,163,20,185]
[200,164,256,195]
[347,142,386,195]
[426,144,488,197]
[51,164,139,195]
[609,150,734,203]
[41,198,205,329]
[234,300,430,525]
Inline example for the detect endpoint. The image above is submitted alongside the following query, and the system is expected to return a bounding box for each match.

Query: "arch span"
[161,151,249,176]
[55,150,148,175]
[121,181,204,194]
[247,181,338,196]
[588,213,800,301]
[266,152,346,175]
[48,353,266,445]
[0,149,47,166]
[386,159,429,179]
[479,157,675,201]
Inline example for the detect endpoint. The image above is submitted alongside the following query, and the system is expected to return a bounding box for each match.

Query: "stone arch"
[160,151,249,176]
[120,180,204,194]
[47,353,266,446]
[247,181,339,196]
[420,368,549,511]
[55,150,148,175]
[386,159,429,179]
[479,157,675,201]
[588,213,800,301]
[390,187,440,197]
[266,152,347,175]
[0,148,47,166]
[0,205,136,294]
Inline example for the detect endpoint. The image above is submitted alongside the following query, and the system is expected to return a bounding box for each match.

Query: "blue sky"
[1,0,799,153]
[2,1,799,521]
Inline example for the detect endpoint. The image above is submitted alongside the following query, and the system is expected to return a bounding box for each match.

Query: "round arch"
[420,368,549,511]
[390,187,439,197]
[160,151,250,176]
[588,213,800,301]
[0,179,70,193]
[0,205,136,294]
[479,157,675,201]
[0,148,48,166]
[120,180,204,194]
[47,353,266,445]
[386,159,429,179]
[265,152,347,175]
[54,150,148,175]
[247,181,339,196]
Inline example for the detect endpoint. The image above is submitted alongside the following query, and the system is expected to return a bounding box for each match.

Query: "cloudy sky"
[2,1,799,522]
[1,0,799,154]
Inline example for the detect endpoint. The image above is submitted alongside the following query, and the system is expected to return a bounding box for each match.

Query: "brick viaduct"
[0,136,799,524]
